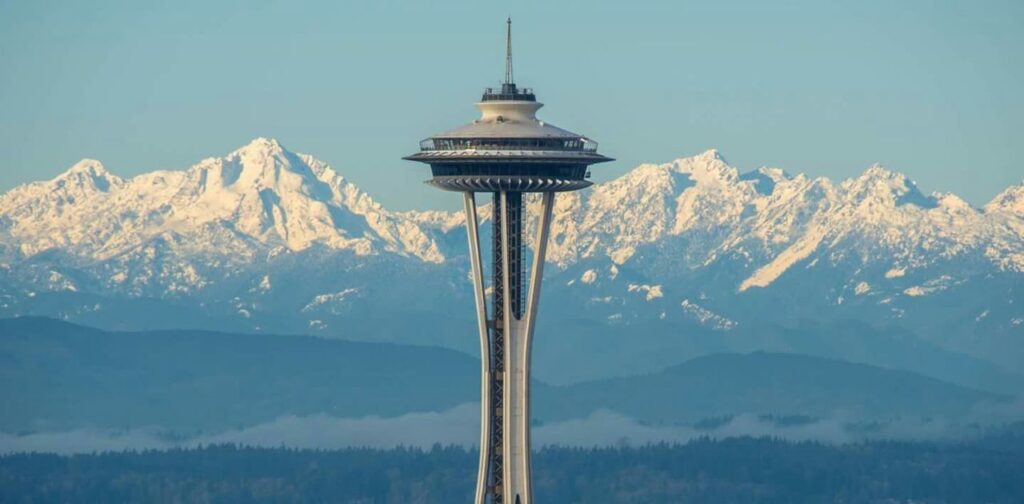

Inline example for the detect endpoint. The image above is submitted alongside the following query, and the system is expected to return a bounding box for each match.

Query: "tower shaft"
[464,191,555,504]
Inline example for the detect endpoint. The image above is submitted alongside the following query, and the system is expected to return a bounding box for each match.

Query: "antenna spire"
[504,17,514,85]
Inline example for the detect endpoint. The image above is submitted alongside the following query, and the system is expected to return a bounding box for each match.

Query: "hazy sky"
[1,0,1021,211]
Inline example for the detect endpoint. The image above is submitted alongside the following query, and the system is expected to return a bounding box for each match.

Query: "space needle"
[405,19,612,504]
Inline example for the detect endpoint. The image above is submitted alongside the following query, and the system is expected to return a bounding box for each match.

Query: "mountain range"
[1,137,1022,386]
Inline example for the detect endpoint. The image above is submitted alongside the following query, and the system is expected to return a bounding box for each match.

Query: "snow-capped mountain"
[1,139,1021,384]
[0,138,440,267]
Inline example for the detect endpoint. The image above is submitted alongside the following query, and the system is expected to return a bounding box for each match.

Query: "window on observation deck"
[429,164,588,180]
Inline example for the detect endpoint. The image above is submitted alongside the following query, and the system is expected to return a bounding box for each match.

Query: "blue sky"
[1,0,1021,211]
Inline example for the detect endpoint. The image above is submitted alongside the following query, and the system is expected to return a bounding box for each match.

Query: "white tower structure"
[404,19,612,504]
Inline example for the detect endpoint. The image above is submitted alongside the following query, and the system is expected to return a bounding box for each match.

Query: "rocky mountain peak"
[985,183,1024,215]
[842,164,935,208]
[53,158,122,193]
[934,192,974,212]
[670,149,738,184]
[234,137,284,155]
[64,158,108,175]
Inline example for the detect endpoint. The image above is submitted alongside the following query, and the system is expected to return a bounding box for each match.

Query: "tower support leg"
[462,192,492,504]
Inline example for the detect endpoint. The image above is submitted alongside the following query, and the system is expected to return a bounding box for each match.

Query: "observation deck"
[404,82,612,192]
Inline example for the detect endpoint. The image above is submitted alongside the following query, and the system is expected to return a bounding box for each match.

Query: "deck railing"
[419,137,598,153]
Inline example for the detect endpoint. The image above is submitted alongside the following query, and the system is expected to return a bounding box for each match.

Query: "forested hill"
[2,433,1023,503]
[0,317,1006,438]
[0,317,481,432]
[537,352,1003,423]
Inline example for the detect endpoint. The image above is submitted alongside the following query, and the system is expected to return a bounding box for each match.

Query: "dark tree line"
[2,434,1023,503]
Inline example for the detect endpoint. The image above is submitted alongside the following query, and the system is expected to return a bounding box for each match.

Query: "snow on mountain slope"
[1,140,1022,375]
[410,150,1024,367]
[0,138,442,266]
[0,159,126,258]
[4,142,1021,295]
[529,155,1024,285]
[529,150,755,267]
[986,182,1024,216]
